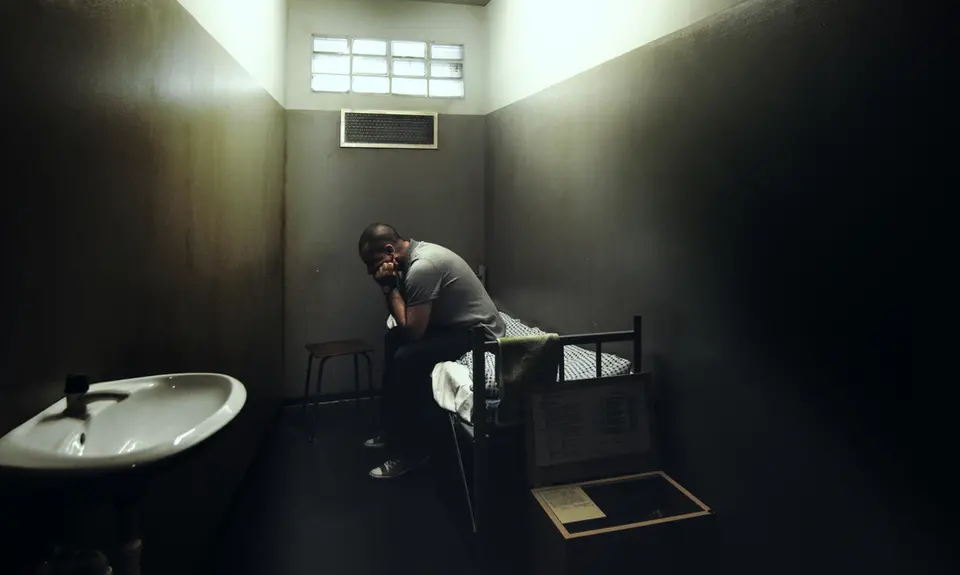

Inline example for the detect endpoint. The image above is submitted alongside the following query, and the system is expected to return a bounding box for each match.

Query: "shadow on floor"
[206,401,480,575]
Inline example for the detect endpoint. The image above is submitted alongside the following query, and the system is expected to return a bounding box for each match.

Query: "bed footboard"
[469,315,643,545]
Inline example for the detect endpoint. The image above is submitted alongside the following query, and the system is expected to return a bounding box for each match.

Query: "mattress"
[431,313,632,423]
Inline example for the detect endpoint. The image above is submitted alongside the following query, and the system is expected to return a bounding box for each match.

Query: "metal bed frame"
[448,314,644,555]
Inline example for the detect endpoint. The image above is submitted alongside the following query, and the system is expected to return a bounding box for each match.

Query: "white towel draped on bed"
[431,361,475,421]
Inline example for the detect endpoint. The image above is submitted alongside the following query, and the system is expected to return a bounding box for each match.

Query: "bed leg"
[470,325,489,565]
[449,414,476,533]
[633,315,643,373]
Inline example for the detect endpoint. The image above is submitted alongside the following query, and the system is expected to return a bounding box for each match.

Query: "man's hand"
[375,261,399,288]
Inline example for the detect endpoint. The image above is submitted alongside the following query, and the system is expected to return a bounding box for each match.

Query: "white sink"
[0,373,246,473]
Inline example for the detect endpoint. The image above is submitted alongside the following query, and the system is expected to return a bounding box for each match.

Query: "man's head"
[358,223,408,276]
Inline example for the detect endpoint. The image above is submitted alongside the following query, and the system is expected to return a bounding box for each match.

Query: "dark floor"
[207,400,481,575]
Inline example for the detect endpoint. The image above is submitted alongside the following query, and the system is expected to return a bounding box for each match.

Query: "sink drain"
[79,433,86,445]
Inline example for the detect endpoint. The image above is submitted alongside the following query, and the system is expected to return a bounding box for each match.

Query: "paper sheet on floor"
[538,486,606,524]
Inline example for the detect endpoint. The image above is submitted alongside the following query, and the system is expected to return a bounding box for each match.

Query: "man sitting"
[358,223,505,479]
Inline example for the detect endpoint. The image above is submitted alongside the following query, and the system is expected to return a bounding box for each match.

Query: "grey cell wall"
[284,111,485,398]
[0,0,284,571]
[486,0,942,573]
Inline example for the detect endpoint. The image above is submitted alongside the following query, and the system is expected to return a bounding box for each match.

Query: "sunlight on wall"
[487,0,749,112]
[178,0,288,105]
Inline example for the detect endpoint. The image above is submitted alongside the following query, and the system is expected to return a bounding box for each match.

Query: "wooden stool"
[302,339,374,442]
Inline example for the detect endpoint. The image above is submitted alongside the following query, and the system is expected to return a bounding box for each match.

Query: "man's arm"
[376,260,434,341]
[384,288,431,341]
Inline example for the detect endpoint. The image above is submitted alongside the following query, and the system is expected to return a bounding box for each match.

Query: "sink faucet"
[64,374,91,416]
[62,374,129,418]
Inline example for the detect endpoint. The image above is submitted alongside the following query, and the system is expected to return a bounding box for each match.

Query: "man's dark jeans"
[381,327,472,457]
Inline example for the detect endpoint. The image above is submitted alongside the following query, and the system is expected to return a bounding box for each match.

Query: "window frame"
[310,35,466,99]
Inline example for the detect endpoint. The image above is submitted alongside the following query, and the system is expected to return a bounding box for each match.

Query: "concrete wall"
[284,111,485,398]
[0,0,284,571]
[486,0,749,112]
[179,0,289,105]
[485,0,944,572]
[287,0,488,114]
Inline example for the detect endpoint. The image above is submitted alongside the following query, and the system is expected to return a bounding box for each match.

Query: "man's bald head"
[358,223,408,276]
[358,223,403,254]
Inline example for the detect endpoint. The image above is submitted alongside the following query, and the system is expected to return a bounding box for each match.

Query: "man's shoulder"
[407,257,440,276]
[410,242,461,268]
[406,246,444,285]
[412,240,455,259]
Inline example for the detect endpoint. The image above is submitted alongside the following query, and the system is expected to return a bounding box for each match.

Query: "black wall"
[486,0,940,572]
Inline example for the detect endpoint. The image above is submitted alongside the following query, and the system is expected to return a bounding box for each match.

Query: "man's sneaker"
[363,435,387,449]
[368,456,429,480]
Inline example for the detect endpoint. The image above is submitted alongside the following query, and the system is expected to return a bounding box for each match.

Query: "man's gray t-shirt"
[401,240,505,340]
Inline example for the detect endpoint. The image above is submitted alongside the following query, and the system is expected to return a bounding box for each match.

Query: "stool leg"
[363,352,374,422]
[301,355,314,427]
[353,353,360,419]
[309,357,328,443]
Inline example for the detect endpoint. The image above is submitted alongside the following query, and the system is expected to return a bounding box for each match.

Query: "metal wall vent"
[340,109,438,150]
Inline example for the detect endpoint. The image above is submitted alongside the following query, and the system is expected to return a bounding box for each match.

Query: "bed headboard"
[475,264,487,287]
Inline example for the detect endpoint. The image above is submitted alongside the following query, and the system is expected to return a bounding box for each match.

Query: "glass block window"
[311,36,465,99]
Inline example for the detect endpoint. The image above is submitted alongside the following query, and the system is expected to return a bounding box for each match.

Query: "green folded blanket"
[496,334,562,426]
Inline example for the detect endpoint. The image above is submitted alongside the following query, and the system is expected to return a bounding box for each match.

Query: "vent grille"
[340,110,438,149]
